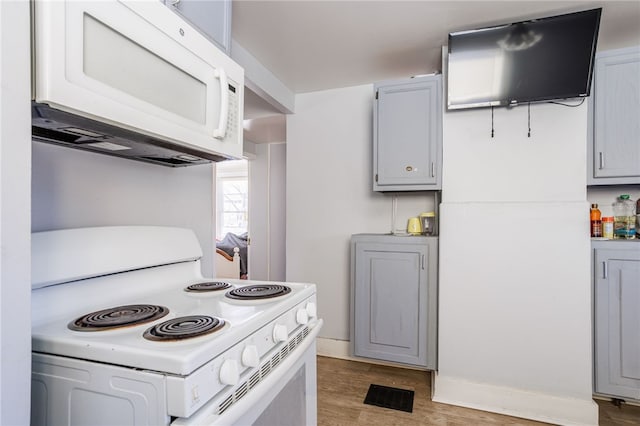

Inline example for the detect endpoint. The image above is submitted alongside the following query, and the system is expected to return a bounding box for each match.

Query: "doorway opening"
[216,159,249,279]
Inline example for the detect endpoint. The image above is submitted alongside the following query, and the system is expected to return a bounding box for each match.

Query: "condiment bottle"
[637,198,640,237]
[602,217,614,239]
[590,203,602,237]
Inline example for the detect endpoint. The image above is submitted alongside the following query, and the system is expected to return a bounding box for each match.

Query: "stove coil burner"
[143,315,225,341]
[226,284,291,300]
[68,304,169,331]
[184,281,232,292]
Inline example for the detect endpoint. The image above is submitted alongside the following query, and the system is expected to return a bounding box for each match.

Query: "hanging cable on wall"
[549,98,586,107]
[488,99,584,140]
[491,106,495,138]
[528,102,531,138]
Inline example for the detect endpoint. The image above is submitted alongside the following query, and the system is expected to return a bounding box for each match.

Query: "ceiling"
[233,1,640,123]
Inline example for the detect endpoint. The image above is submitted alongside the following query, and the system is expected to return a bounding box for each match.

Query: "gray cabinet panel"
[588,46,640,185]
[359,246,423,358]
[164,0,232,54]
[594,244,640,399]
[351,234,437,369]
[619,269,640,384]
[373,76,442,191]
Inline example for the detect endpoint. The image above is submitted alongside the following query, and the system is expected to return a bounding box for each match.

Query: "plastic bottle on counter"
[602,217,614,239]
[590,203,602,237]
[612,195,636,240]
[637,198,640,236]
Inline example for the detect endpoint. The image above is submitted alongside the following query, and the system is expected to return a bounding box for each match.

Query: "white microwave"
[32,0,244,166]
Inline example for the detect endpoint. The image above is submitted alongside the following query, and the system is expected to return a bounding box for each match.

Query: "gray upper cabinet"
[593,242,640,400]
[164,0,232,55]
[373,75,442,191]
[350,234,438,369]
[588,46,640,185]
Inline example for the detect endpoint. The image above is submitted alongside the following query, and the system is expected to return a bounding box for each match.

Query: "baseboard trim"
[593,393,640,407]
[316,337,352,360]
[316,337,426,371]
[433,375,599,426]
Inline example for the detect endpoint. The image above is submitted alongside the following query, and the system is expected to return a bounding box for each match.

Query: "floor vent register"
[363,384,414,413]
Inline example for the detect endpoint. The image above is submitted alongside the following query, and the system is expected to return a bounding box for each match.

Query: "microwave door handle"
[213,68,229,139]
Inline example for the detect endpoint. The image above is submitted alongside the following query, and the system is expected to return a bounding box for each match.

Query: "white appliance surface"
[30,226,321,423]
[32,278,316,375]
[32,0,244,164]
[31,226,203,289]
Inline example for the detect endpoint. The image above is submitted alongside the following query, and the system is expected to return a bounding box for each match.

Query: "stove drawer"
[31,353,169,426]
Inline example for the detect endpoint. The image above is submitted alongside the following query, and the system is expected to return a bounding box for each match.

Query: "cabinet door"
[165,0,232,54]
[374,76,442,191]
[594,248,640,399]
[353,242,429,366]
[590,48,640,184]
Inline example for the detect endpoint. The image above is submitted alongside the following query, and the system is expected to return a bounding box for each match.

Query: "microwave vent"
[32,102,231,167]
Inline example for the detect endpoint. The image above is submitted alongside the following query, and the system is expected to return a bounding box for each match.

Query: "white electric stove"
[30,226,323,426]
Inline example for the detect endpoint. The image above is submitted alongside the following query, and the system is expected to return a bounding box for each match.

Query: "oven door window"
[253,366,306,426]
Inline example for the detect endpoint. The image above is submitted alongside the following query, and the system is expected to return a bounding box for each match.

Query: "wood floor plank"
[316,356,640,426]
[597,399,640,425]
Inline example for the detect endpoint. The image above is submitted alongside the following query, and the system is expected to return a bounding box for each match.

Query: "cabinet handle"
[602,261,608,279]
[170,0,181,5]
[598,152,604,170]
[431,162,435,178]
[421,254,425,270]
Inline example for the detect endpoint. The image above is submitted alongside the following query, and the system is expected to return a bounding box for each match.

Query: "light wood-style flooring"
[316,356,640,425]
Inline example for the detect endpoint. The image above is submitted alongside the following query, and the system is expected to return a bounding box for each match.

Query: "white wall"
[268,143,287,281]
[434,101,598,425]
[0,1,31,424]
[249,144,269,280]
[248,142,287,281]
[32,143,216,275]
[231,40,295,115]
[286,84,436,340]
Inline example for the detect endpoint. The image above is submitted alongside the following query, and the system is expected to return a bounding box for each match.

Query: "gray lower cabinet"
[588,46,640,185]
[350,234,437,369]
[593,241,640,400]
[164,0,232,54]
[373,75,442,192]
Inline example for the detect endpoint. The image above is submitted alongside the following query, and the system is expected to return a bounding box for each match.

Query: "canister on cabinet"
[419,212,436,236]
[407,217,422,235]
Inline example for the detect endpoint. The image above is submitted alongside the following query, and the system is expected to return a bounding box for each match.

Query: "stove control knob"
[242,345,260,368]
[296,308,309,325]
[219,359,239,386]
[273,324,288,343]
[306,302,317,318]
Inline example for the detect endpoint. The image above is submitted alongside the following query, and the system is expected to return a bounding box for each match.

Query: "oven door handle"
[172,319,324,426]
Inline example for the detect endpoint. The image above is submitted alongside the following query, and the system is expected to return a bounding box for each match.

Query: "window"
[216,159,248,239]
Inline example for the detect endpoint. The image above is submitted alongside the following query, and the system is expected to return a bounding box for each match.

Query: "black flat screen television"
[447,8,601,110]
